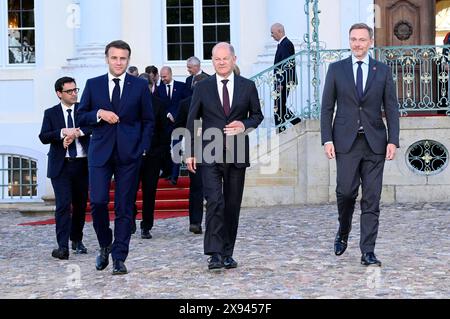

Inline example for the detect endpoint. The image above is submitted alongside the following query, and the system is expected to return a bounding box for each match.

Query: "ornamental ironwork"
[406,140,449,176]
[394,21,413,41]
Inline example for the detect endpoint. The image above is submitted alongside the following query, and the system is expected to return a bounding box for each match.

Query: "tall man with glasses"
[78,40,154,275]
[39,77,92,260]
[321,23,399,266]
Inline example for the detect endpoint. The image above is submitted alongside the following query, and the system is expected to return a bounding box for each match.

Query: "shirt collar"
[108,72,126,83]
[166,80,174,86]
[352,54,370,66]
[216,72,235,85]
[278,36,287,45]
[61,102,74,111]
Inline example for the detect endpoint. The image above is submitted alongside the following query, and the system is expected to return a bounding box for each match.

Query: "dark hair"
[192,73,209,87]
[145,65,158,76]
[349,23,374,39]
[128,66,138,73]
[54,77,76,92]
[138,73,153,86]
[105,40,131,57]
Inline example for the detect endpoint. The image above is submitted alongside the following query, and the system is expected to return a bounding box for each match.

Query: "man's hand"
[62,128,80,139]
[99,109,120,124]
[186,157,197,173]
[63,136,75,149]
[324,143,336,160]
[386,143,397,161]
[224,121,245,136]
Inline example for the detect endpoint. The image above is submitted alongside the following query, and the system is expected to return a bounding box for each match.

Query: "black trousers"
[335,134,386,254]
[189,167,204,225]
[274,84,297,127]
[135,153,165,231]
[51,159,88,250]
[202,164,246,257]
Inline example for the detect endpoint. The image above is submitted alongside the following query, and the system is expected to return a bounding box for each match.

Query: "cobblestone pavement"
[0,202,448,299]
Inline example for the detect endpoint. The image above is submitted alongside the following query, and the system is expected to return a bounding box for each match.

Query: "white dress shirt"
[60,103,86,158]
[352,54,370,92]
[216,72,235,109]
[108,72,126,100]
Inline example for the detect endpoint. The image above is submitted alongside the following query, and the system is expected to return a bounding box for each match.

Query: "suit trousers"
[188,167,204,225]
[138,152,165,231]
[202,163,246,257]
[51,159,88,250]
[335,134,386,254]
[89,148,141,262]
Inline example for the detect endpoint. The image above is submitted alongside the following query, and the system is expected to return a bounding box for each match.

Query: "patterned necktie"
[356,61,364,100]
[66,109,77,158]
[112,78,121,113]
[222,80,230,116]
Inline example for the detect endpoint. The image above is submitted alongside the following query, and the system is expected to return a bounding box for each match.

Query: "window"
[166,0,230,61]
[0,154,38,200]
[7,0,35,64]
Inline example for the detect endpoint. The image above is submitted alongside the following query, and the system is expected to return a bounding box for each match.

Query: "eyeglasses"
[61,88,80,95]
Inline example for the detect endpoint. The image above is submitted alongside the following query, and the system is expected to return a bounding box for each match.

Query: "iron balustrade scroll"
[250,44,450,130]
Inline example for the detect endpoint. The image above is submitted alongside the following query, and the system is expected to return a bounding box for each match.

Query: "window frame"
[0,154,38,201]
[164,0,231,63]
[1,0,36,68]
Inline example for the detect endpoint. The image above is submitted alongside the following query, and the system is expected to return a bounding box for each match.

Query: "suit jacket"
[187,75,264,168]
[174,96,191,129]
[148,94,171,156]
[77,73,154,166]
[39,103,92,178]
[274,37,297,86]
[185,71,209,96]
[321,56,400,154]
[157,80,189,121]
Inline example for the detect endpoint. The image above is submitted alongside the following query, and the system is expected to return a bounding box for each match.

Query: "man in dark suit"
[271,23,301,132]
[185,56,208,96]
[175,73,209,235]
[186,42,264,271]
[157,66,189,185]
[132,73,171,239]
[39,77,92,260]
[321,23,400,267]
[78,40,154,275]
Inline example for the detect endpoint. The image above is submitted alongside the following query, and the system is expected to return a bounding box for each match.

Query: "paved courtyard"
[0,202,448,299]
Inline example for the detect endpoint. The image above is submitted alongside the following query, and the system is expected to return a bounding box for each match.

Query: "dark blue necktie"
[112,78,121,113]
[66,109,77,158]
[356,61,364,100]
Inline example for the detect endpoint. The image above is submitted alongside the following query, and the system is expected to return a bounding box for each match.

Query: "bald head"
[160,66,173,85]
[271,23,286,42]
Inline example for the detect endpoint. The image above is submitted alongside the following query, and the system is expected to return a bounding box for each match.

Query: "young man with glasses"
[39,77,92,260]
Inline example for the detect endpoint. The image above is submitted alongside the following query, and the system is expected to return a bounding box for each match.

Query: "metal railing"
[251,44,450,130]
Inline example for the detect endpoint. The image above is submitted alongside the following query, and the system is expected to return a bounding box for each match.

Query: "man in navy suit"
[321,23,399,266]
[39,77,92,260]
[157,66,189,185]
[186,42,264,271]
[271,23,301,132]
[78,40,154,275]
[185,56,208,96]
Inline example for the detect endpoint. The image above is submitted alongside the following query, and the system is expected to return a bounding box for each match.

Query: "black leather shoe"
[51,248,69,260]
[223,256,238,269]
[361,252,382,266]
[96,245,112,271]
[71,241,88,254]
[170,177,178,185]
[334,231,349,256]
[141,229,152,239]
[208,253,224,270]
[112,260,128,275]
[290,117,302,126]
[189,224,203,234]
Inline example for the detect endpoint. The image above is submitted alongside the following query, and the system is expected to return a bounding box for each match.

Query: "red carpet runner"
[20,177,190,226]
